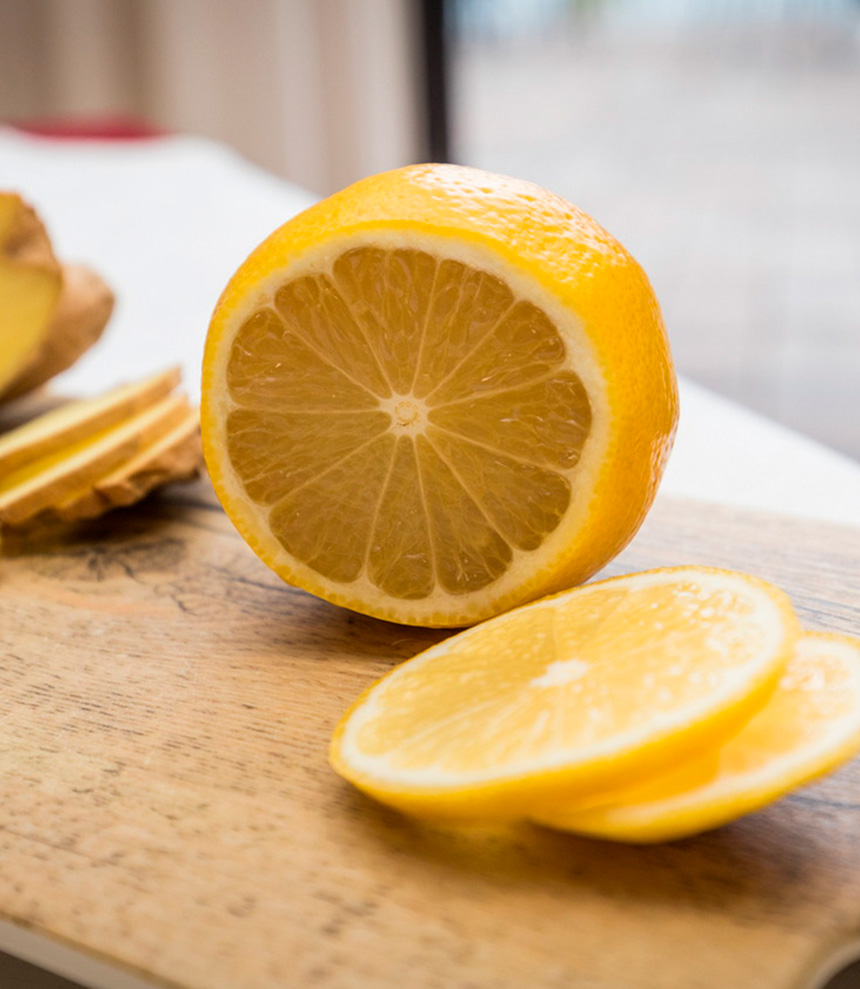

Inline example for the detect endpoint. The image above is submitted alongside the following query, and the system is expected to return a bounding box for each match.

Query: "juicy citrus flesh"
[202,164,679,627]
[224,245,591,604]
[329,567,799,820]
[532,631,860,842]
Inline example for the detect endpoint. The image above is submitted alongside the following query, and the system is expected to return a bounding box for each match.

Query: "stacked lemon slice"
[331,567,860,842]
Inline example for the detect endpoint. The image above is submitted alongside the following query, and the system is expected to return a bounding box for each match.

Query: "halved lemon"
[202,164,678,626]
[329,567,799,820]
[532,631,860,842]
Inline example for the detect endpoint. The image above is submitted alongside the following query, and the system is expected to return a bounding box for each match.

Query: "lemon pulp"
[224,246,592,602]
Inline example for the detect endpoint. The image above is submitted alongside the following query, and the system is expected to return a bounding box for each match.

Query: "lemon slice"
[202,164,678,627]
[329,567,799,820]
[532,631,860,842]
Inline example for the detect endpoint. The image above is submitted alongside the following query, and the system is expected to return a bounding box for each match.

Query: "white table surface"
[3,126,860,529]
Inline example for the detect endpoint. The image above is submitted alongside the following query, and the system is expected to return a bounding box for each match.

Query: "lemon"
[202,164,678,626]
[329,567,799,820]
[533,631,860,842]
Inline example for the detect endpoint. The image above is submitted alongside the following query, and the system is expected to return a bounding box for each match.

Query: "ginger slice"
[0,192,63,394]
[0,366,180,475]
[0,263,114,401]
[51,411,202,523]
[0,393,190,527]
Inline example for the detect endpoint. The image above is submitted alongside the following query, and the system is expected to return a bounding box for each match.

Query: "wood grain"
[0,481,859,989]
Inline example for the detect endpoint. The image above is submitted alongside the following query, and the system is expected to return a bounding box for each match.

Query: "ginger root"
[0,192,113,402]
[0,192,63,395]
[1,263,114,401]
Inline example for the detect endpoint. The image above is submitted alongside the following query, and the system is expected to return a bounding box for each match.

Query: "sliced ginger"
[0,366,180,475]
[0,368,202,530]
[0,394,190,526]
[51,411,200,523]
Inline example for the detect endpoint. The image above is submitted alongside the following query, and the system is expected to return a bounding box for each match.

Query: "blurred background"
[0,0,858,464]
[453,0,860,464]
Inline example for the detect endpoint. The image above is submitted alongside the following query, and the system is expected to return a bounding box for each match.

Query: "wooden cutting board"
[1,481,859,989]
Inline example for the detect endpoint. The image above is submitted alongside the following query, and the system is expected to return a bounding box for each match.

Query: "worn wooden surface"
[0,480,859,989]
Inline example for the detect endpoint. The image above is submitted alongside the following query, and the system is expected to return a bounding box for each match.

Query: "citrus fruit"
[329,567,799,820]
[532,631,860,842]
[201,164,678,626]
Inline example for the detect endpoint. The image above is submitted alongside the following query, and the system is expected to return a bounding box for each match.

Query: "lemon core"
[383,395,429,435]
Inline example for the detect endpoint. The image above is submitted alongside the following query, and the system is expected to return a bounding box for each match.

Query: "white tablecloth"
[3,127,859,528]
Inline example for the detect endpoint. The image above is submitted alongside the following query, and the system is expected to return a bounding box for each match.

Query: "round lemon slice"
[329,567,799,820]
[532,631,860,842]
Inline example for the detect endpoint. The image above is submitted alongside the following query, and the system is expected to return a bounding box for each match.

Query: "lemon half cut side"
[202,164,679,626]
